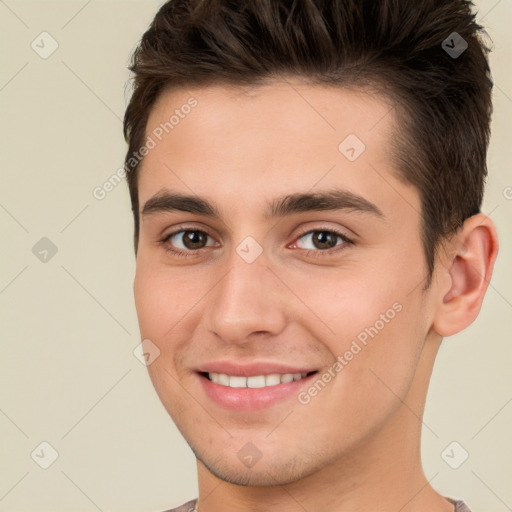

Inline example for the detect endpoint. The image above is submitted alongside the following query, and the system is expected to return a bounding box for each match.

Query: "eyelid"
[162,223,215,239]
[293,224,353,240]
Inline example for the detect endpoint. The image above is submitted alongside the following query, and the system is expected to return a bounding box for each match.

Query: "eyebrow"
[141,188,384,219]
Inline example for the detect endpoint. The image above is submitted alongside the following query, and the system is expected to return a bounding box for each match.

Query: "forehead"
[137,80,417,221]
[144,80,395,157]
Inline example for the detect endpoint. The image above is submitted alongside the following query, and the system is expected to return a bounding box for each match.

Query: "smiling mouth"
[200,371,318,389]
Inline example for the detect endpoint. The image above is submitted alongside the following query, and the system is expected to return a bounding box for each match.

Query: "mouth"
[196,369,320,411]
[200,371,318,388]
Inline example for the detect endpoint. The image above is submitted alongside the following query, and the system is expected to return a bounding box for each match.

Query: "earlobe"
[433,214,499,337]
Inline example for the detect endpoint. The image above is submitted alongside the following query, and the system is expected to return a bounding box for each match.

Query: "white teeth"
[229,376,247,388]
[207,372,311,388]
[266,373,281,386]
[247,375,266,388]
[218,373,230,386]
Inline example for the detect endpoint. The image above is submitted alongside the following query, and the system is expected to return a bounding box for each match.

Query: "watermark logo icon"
[237,442,263,468]
[236,236,263,264]
[133,338,161,366]
[442,32,468,59]
[31,441,59,469]
[31,32,59,59]
[32,237,58,263]
[441,441,469,469]
[338,134,366,162]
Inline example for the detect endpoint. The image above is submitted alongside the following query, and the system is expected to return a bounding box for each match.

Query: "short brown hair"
[123,0,493,284]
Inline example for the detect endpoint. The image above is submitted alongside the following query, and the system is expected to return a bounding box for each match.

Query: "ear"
[433,214,499,337]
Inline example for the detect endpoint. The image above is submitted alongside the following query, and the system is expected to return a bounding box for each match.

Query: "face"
[133,80,440,486]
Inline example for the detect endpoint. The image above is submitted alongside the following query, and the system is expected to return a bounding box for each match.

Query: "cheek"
[133,256,212,386]
[134,255,200,338]
[336,296,426,421]
[134,261,193,414]
[286,258,426,394]
[284,265,403,348]
[133,267,167,338]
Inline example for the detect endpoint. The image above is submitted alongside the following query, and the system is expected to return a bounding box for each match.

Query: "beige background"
[1,1,511,510]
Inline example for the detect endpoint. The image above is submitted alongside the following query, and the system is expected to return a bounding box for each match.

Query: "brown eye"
[164,230,214,252]
[295,230,347,251]
[311,231,338,250]
[181,231,208,249]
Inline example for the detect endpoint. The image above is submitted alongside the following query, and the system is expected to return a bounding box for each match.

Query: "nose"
[203,249,288,345]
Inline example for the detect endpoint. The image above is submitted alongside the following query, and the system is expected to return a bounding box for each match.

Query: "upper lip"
[196,360,318,377]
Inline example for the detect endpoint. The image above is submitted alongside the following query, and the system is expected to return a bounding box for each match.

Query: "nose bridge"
[205,246,287,344]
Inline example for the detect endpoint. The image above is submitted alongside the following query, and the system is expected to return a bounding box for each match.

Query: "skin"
[133,79,498,512]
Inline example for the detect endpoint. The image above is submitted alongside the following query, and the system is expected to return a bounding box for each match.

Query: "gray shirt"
[160,497,472,511]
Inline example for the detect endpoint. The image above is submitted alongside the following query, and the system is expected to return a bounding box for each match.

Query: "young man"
[123,1,498,510]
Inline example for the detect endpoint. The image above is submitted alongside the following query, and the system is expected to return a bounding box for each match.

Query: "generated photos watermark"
[298,301,403,405]
[92,96,198,200]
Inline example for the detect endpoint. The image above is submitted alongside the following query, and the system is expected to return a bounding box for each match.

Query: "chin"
[200,459,306,487]
[191,440,325,487]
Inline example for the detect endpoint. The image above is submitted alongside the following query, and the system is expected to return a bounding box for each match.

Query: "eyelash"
[160,225,354,258]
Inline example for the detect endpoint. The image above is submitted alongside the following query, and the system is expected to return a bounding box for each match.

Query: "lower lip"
[197,372,317,412]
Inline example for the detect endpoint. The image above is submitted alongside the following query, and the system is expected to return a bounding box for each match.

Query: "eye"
[292,227,353,256]
[160,225,354,258]
[161,228,217,256]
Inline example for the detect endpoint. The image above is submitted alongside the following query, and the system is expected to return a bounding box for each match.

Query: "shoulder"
[452,500,472,512]
[157,498,197,512]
